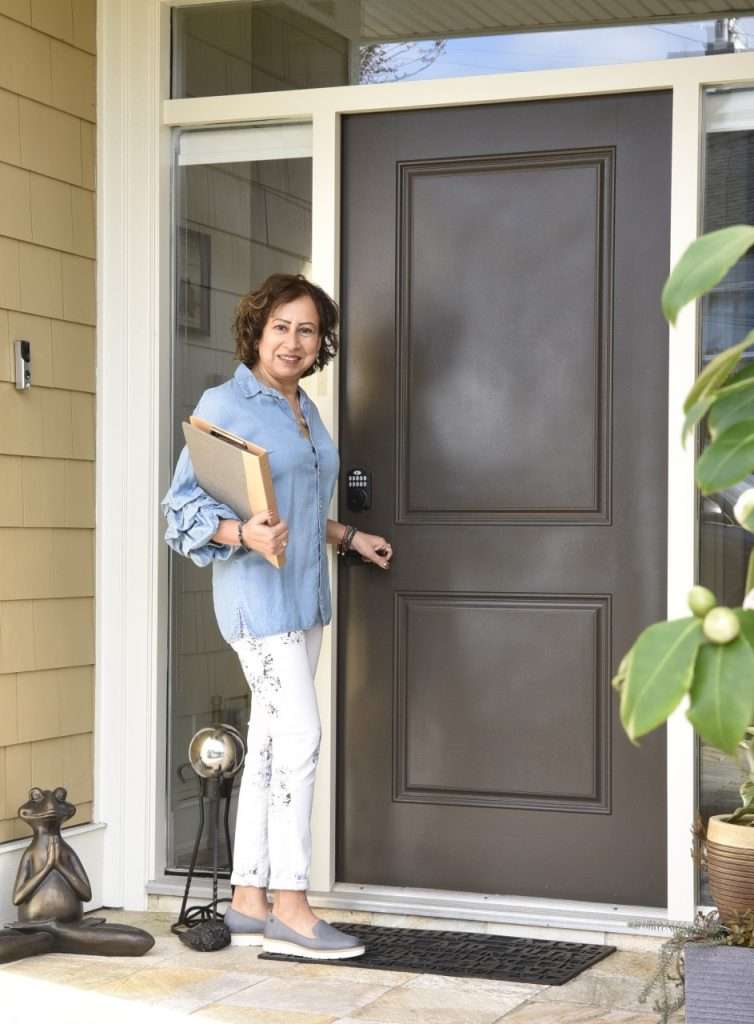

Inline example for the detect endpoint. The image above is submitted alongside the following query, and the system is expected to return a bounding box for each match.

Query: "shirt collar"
[233,360,311,410]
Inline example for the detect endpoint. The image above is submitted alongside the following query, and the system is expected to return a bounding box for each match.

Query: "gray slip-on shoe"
[224,906,268,946]
[262,912,366,959]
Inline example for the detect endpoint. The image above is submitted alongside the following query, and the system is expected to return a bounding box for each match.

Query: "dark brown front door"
[337,92,671,907]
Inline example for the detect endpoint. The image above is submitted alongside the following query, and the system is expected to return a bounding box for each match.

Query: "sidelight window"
[166,122,313,872]
[697,84,754,904]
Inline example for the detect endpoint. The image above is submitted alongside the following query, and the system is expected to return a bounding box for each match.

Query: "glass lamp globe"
[188,725,245,779]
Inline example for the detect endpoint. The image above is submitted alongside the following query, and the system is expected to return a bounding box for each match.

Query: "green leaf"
[727,361,754,388]
[611,649,633,693]
[734,608,754,652]
[684,333,754,417]
[687,636,754,755]
[696,419,754,494]
[747,553,754,598]
[662,225,754,325]
[681,396,715,448]
[620,617,704,741]
[708,378,754,440]
[729,779,754,824]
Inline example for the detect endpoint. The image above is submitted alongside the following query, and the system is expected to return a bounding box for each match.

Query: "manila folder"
[182,415,284,569]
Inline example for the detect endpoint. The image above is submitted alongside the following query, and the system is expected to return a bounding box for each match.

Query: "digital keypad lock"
[346,467,372,512]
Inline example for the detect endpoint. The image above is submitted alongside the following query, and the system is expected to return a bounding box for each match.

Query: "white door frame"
[96,0,754,929]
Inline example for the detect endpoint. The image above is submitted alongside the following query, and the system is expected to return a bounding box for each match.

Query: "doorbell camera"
[14,340,31,390]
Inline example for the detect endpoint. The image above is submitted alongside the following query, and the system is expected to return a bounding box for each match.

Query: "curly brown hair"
[232,273,339,378]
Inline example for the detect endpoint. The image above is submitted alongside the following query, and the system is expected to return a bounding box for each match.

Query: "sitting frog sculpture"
[0,787,154,963]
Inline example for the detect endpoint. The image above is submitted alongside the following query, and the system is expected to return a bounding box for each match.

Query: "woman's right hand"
[241,509,289,558]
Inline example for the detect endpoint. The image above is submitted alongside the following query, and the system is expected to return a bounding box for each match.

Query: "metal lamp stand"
[173,774,235,935]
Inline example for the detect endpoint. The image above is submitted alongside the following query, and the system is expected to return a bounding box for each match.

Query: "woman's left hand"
[350,530,393,569]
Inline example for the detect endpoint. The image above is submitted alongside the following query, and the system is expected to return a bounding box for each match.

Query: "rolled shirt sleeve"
[160,443,239,567]
[158,363,340,641]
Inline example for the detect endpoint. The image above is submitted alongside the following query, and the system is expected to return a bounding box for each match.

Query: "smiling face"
[254,294,322,387]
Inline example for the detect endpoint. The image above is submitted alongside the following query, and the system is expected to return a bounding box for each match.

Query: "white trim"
[0,823,106,924]
[308,107,341,892]
[155,0,174,913]
[177,122,313,166]
[96,0,172,909]
[160,0,241,6]
[100,0,754,923]
[163,53,754,126]
[95,0,127,909]
[666,78,704,923]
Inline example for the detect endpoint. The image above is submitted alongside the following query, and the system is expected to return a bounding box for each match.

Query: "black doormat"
[257,921,616,985]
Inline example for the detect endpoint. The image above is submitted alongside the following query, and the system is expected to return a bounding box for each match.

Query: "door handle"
[341,548,366,565]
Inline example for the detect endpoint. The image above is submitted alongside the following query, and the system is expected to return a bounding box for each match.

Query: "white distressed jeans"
[229,623,323,891]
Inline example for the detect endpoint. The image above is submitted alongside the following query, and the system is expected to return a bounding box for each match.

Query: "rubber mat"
[257,921,616,984]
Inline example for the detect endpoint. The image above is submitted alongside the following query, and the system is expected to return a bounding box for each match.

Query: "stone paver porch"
[0,911,683,1023]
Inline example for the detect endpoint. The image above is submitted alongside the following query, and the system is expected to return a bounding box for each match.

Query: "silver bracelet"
[338,524,357,556]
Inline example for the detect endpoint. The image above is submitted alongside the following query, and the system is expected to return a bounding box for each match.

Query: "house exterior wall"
[85,0,754,928]
[0,0,96,842]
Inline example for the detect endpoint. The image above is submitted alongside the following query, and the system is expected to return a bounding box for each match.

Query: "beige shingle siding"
[0,0,96,842]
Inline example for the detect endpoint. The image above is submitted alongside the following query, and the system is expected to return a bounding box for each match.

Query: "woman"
[161,273,393,959]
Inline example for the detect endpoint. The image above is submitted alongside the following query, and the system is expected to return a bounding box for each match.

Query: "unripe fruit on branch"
[734,487,754,530]
[702,606,740,644]
[687,585,717,618]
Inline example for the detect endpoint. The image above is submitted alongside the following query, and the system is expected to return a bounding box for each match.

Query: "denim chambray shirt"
[160,361,340,643]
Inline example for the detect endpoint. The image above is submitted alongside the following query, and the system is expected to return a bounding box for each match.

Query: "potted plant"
[614,223,754,1021]
[636,910,754,1023]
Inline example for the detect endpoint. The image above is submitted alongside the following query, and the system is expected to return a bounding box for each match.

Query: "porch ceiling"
[345,1,754,44]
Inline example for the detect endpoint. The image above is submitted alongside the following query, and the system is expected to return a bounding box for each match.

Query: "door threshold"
[146,877,670,945]
[322,883,669,938]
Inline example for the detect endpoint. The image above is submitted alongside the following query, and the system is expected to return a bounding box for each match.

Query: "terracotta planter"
[707,813,754,922]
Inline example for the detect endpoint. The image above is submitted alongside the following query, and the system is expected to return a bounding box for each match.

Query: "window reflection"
[172,3,754,99]
[168,138,312,872]
[698,86,754,902]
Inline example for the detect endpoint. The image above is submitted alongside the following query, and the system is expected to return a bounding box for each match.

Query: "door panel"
[401,149,611,519]
[338,93,671,906]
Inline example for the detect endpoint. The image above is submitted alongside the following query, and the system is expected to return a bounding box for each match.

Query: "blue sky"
[374,18,754,81]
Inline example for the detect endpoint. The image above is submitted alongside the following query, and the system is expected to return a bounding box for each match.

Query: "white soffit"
[344,1,754,43]
[178,122,313,165]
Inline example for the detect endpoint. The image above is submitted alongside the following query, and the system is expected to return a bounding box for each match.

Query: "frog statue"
[0,787,154,964]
